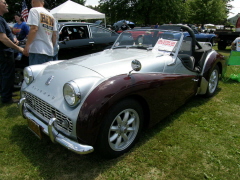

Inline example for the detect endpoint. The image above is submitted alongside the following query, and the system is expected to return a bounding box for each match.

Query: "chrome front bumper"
[18,98,94,155]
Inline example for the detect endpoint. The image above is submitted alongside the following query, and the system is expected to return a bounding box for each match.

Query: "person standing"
[231,36,240,51]
[23,0,57,65]
[12,13,29,41]
[154,23,159,29]
[12,13,29,60]
[0,0,24,104]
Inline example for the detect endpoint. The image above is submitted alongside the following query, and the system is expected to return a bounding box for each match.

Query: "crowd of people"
[0,0,240,105]
[0,0,58,104]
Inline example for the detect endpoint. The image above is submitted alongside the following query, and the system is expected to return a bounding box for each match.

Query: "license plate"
[27,118,42,139]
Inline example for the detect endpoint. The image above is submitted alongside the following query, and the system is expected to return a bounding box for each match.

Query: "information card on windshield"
[152,39,177,53]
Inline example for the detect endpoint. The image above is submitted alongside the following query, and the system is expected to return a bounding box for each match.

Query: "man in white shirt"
[23,0,57,65]
[231,37,240,51]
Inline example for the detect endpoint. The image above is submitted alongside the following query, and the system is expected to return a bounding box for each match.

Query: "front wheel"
[205,66,219,97]
[97,99,143,158]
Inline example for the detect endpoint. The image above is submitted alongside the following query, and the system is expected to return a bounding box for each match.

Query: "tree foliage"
[99,0,230,25]
[4,0,86,22]
[187,0,228,25]
[3,0,233,26]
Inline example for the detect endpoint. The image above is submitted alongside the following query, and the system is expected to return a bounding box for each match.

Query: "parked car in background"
[58,22,119,50]
[19,25,226,158]
[191,28,216,45]
[214,17,240,50]
[159,25,216,46]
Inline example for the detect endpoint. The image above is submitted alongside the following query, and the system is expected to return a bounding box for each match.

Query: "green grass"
[0,47,240,180]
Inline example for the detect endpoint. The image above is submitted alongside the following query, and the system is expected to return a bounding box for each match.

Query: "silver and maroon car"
[18,25,226,158]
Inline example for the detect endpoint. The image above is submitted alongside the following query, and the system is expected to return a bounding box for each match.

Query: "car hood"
[30,48,156,92]
[65,48,153,77]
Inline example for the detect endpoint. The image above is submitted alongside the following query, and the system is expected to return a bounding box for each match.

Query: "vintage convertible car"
[18,25,226,158]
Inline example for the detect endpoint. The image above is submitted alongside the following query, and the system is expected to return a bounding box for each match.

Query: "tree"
[99,0,188,26]
[187,0,228,25]
[4,0,87,22]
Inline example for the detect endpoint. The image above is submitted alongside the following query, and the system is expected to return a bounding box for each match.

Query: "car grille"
[24,92,73,133]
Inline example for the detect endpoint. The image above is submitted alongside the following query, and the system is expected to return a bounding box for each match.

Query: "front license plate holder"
[27,118,42,139]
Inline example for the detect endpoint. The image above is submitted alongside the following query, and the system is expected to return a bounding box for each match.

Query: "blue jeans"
[0,51,15,103]
[29,53,53,65]
[53,53,58,61]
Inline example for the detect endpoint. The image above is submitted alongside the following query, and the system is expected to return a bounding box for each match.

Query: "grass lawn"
[0,47,240,180]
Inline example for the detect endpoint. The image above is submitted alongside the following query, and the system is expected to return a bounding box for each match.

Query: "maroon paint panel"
[202,51,225,79]
[76,73,198,146]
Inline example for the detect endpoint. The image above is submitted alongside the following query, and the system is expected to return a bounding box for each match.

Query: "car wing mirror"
[128,59,142,76]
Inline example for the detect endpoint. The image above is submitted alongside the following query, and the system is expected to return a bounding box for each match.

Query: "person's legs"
[0,51,15,103]
[29,53,53,65]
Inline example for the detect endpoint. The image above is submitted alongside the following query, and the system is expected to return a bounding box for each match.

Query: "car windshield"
[112,29,183,55]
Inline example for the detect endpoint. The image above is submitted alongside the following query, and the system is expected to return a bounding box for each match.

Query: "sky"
[228,0,240,18]
[85,0,240,18]
[85,0,99,6]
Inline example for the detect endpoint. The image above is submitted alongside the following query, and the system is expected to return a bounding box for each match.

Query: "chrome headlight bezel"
[23,67,34,85]
[63,81,81,107]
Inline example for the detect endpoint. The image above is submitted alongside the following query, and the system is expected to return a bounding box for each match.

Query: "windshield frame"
[111,29,184,54]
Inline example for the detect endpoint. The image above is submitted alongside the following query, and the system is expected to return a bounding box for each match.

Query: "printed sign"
[152,39,177,53]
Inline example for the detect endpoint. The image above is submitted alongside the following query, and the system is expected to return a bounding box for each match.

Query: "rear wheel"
[97,99,143,158]
[205,66,219,97]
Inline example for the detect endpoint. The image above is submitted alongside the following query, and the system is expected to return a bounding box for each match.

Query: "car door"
[58,25,91,49]
[89,25,119,48]
[163,36,199,108]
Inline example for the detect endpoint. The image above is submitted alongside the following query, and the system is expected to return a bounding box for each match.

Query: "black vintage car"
[58,22,119,50]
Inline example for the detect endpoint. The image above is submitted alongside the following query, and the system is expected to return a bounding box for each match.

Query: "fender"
[76,73,197,145]
[197,51,225,94]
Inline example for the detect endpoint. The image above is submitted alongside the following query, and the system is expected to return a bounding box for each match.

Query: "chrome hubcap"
[209,69,218,93]
[108,109,140,151]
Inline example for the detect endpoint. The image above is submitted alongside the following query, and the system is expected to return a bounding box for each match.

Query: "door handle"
[89,42,95,46]
[192,78,199,82]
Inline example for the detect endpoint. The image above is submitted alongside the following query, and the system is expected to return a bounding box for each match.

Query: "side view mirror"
[128,59,142,76]
[131,59,142,71]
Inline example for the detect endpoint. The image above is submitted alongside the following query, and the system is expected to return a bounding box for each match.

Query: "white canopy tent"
[50,0,106,26]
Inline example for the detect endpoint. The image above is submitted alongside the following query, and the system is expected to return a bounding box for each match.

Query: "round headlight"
[23,67,34,85]
[63,81,81,107]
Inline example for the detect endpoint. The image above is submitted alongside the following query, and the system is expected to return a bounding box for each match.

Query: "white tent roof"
[50,0,105,20]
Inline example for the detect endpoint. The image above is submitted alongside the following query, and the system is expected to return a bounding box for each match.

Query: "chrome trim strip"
[18,98,94,155]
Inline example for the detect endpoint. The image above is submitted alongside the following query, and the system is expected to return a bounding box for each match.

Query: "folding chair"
[222,51,240,82]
